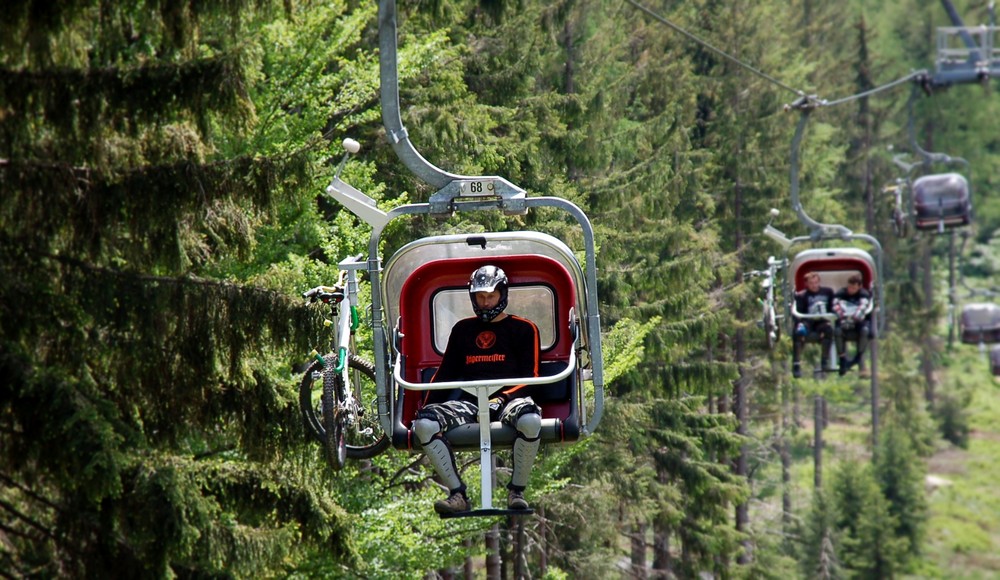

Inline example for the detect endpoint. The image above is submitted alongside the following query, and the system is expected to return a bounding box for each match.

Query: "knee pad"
[515,412,542,440]
[413,418,443,446]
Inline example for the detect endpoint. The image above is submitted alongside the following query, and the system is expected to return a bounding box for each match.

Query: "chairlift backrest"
[789,248,877,293]
[395,254,576,377]
[959,302,1000,344]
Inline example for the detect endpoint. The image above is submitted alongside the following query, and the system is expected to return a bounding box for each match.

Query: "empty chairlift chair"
[912,172,971,233]
[959,303,1000,345]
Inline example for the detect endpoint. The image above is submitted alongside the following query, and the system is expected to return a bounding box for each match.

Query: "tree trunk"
[631,522,648,579]
[538,506,547,577]
[653,521,672,578]
[921,239,937,397]
[947,231,956,351]
[513,517,527,580]
[780,368,792,534]
[485,524,501,580]
[464,537,474,579]
[814,394,824,490]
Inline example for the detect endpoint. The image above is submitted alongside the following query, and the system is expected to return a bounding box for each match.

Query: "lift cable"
[626,0,927,110]
[625,0,805,98]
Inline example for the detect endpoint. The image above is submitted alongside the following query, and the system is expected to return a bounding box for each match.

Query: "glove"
[488,397,505,420]
[795,323,808,337]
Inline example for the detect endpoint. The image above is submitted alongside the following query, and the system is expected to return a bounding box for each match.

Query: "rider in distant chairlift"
[833,274,872,377]
[792,271,834,378]
[412,265,544,515]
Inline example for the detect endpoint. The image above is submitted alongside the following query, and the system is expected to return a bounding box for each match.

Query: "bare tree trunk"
[485,524,501,580]
[814,394,824,489]
[653,521,672,578]
[513,517,527,580]
[631,522,648,579]
[780,369,792,533]
[464,537,474,580]
[944,230,957,358]
[538,506,547,577]
[870,338,880,457]
[921,238,937,397]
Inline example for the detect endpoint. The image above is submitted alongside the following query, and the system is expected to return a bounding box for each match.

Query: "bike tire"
[321,364,347,470]
[763,308,776,350]
[299,358,327,444]
[341,355,391,459]
[298,354,389,459]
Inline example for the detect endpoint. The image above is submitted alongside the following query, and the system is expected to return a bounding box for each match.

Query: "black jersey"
[426,314,540,405]
[794,286,835,321]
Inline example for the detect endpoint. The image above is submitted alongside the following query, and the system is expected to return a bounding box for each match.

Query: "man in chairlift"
[412,265,543,515]
[833,274,872,377]
[792,271,835,378]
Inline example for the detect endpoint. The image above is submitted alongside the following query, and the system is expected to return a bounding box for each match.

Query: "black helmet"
[469,265,508,322]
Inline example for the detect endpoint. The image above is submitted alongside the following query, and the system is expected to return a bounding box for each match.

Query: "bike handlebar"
[303,285,345,304]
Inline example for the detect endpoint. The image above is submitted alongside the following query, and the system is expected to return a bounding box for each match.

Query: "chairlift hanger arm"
[905,85,971,169]
[787,109,852,239]
[377,0,526,202]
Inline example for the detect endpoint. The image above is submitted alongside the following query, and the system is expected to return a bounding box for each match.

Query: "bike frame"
[309,258,368,438]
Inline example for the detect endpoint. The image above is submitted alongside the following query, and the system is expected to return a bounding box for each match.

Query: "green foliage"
[5,0,999,576]
[798,490,842,580]
[830,460,909,579]
[874,419,928,560]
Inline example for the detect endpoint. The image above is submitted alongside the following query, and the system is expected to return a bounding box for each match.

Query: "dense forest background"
[3,0,999,577]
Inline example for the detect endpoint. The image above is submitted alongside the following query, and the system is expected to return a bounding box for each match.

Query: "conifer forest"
[4,0,1000,578]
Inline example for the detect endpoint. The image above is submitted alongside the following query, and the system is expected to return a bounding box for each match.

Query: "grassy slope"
[920,346,1000,578]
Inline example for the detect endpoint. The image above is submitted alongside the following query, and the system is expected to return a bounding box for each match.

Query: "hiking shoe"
[838,358,848,376]
[507,489,529,511]
[792,364,802,379]
[434,492,470,515]
[859,367,871,379]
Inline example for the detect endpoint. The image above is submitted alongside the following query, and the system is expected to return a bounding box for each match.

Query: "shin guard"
[421,435,463,492]
[510,413,542,489]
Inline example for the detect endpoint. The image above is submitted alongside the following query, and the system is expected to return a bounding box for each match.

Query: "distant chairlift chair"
[959,302,1000,351]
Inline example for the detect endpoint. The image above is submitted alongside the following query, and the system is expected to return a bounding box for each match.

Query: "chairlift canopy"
[912,172,971,231]
[789,247,878,292]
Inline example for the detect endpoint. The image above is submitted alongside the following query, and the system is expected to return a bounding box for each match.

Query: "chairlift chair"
[383,234,592,452]
[958,302,1000,345]
[911,172,971,232]
[787,248,879,368]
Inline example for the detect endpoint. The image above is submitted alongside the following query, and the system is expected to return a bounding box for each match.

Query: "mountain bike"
[883,179,909,238]
[747,256,785,350]
[298,258,389,469]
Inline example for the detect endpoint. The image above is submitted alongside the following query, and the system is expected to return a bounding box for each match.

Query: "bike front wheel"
[299,354,390,460]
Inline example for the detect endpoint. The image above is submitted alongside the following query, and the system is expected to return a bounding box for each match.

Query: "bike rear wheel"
[762,304,776,350]
[299,354,390,459]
